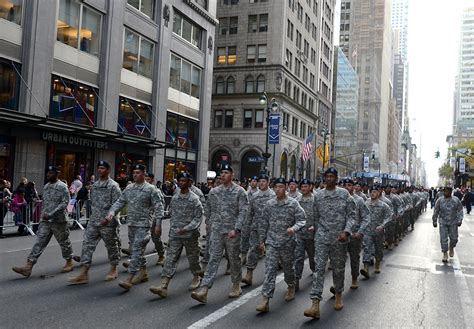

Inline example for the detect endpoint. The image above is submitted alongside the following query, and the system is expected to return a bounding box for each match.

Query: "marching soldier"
[354,182,368,201]
[287,178,302,199]
[256,177,306,313]
[241,176,259,264]
[145,173,166,266]
[149,172,203,298]
[294,178,316,291]
[191,164,249,303]
[360,186,392,278]
[68,161,122,284]
[12,166,75,277]
[432,186,463,262]
[242,174,275,286]
[304,168,355,319]
[107,164,164,290]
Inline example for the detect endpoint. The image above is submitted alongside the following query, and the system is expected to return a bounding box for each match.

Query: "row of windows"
[289,0,318,17]
[283,78,315,113]
[217,44,267,65]
[215,75,265,94]
[221,0,268,5]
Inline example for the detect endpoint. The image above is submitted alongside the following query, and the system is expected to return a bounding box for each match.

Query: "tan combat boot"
[334,292,344,310]
[360,264,370,279]
[68,265,89,285]
[104,265,118,281]
[241,269,253,286]
[118,274,134,290]
[449,246,454,258]
[12,261,33,277]
[285,286,295,302]
[303,299,320,319]
[442,252,448,262]
[156,254,165,266]
[374,260,381,274]
[189,274,201,291]
[228,283,242,298]
[150,277,170,298]
[131,267,149,284]
[191,286,208,303]
[256,296,270,313]
[61,259,74,273]
[350,276,358,289]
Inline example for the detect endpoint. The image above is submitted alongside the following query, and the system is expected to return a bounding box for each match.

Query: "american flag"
[301,133,314,162]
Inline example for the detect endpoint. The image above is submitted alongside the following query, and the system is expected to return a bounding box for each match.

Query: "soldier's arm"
[382,204,393,227]
[183,198,204,232]
[312,195,320,231]
[152,188,165,226]
[432,199,440,223]
[235,189,249,232]
[291,202,306,231]
[358,200,371,235]
[111,183,122,204]
[46,185,70,218]
[258,203,269,244]
[344,197,357,234]
[109,189,128,215]
[456,199,464,225]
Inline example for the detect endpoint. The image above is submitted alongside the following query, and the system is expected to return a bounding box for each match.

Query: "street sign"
[457,148,472,156]
[268,113,281,145]
[363,156,370,172]
[248,156,265,163]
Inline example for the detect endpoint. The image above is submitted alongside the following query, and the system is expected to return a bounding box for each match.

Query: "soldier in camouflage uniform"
[146,173,166,266]
[242,174,275,286]
[354,182,368,201]
[149,172,203,298]
[107,164,164,290]
[383,185,401,250]
[294,178,315,291]
[432,186,464,262]
[287,177,302,199]
[387,186,404,246]
[304,168,356,319]
[379,187,394,250]
[241,176,259,265]
[255,177,306,313]
[360,186,392,279]
[191,164,249,304]
[13,166,75,277]
[69,161,122,285]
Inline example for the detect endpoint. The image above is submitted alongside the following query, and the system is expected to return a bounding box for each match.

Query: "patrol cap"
[46,165,59,173]
[97,160,110,169]
[273,177,287,185]
[146,172,155,179]
[133,164,146,172]
[342,178,354,185]
[324,167,338,176]
[300,178,311,186]
[258,174,269,181]
[289,177,298,184]
[221,163,233,172]
[177,172,192,180]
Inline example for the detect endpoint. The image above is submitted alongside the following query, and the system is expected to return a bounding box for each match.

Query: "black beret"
[97,160,110,169]
[274,177,287,185]
[288,177,298,184]
[221,163,233,172]
[177,172,192,180]
[342,178,354,185]
[146,172,155,179]
[133,164,146,172]
[300,178,312,186]
[46,165,59,173]
[251,176,258,181]
[324,167,338,176]
[258,174,269,181]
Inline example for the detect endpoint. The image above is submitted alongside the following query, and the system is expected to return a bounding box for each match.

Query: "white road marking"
[187,274,285,329]
[452,253,474,327]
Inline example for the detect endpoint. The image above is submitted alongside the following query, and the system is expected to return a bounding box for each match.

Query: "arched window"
[211,149,231,172]
[241,150,262,180]
[280,152,288,179]
[226,76,235,94]
[245,75,254,93]
[256,75,265,93]
[290,154,297,178]
[216,77,225,94]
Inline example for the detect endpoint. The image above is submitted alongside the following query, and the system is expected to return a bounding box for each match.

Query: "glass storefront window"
[50,75,97,126]
[123,28,154,79]
[57,0,102,56]
[0,0,23,25]
[118,96,153,137]
[164,159,196,183]
[0,136,14,181]
[166,112,199,150]
[0,59,20,111]
[115,152,149,186]
[169,54,201,99]
[127,0,154,19]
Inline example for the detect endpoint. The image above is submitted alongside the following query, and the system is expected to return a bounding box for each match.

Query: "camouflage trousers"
[201,232,241,288]
[246,229,260,270]
[128,226,151,274]
[80,224,120,266]
[240,222,251,254]
[295,236,315,280]
[262,243,296,298]
[27,221,73,264]
[348,236,363,278]
[363,231,384,263]
[310,238,348,300]
[384,220,396,245]
[394,217,404,239]
[439,224,459,253]
[201,224,211,264]
[162,231,202,278]
[151,223,165,257]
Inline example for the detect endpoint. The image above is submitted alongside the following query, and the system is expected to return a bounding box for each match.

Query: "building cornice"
[183,0,218,25]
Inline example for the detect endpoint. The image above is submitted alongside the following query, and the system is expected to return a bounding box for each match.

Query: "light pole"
[259,92,278,174]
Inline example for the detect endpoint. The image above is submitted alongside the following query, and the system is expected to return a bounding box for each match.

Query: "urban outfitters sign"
[41,132,109,149]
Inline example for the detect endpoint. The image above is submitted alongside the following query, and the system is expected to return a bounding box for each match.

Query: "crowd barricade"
[67,199,91,230]
[1,200,42,236]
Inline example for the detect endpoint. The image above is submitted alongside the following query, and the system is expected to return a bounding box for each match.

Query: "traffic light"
[435,151,440,158]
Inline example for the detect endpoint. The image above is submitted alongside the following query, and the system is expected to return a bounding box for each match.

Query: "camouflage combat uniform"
[80,177,121,266]
[259,196,306,298]
[27,180,72,264]
[160,191,203,278]
[201,183,249,288]
[348,194,370,278]
[151,186,166,259]
[432,196,463,252]
[288,190,302,199]
[295,193,316,280]
[363,199,392,263]
[241,187,259,256]
[380,193,395,246]
[310,187,356,301]
[110,182,164,274]
[386,192,404,241]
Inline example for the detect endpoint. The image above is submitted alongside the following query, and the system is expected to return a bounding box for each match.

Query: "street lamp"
[259,92,279,174]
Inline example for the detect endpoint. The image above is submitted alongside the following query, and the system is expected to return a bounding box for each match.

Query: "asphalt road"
[1,208,473,329]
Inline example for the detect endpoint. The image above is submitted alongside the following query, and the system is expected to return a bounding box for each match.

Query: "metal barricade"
[0,200,42,236]
[67,199,90,230]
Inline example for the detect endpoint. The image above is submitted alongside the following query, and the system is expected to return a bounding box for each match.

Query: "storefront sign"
[268,113,281,145]
[41,132,108,149]
[248,156,265,163]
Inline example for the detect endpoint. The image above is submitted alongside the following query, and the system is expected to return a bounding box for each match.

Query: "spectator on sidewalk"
[0,179,12,238]
[11,188,27,235]
[69,175,83,198]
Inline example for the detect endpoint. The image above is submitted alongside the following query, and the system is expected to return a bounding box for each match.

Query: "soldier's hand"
[287,227,295,236]
[457,222,462,227]
[228,230,238,238]
[106,212,114,221]
[375,226,384,233]
[259,243,265,252]
[100,218,109,226]
[337,232,348,242]
[308,226,315,232]
[154,225,162,236]
[433,223,437,228]
[353,232,363,240]
[176,228,186,235]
